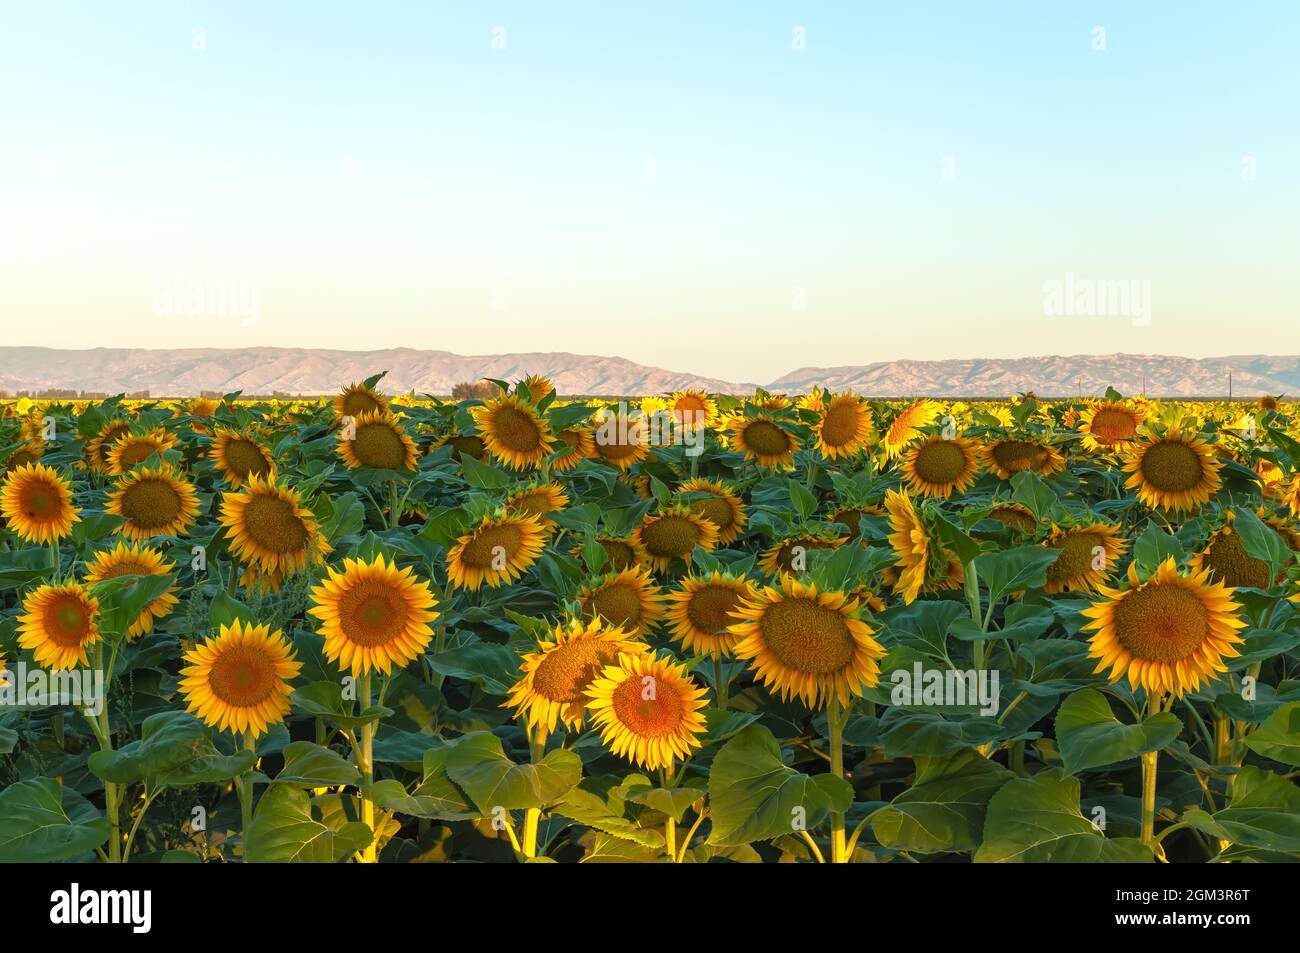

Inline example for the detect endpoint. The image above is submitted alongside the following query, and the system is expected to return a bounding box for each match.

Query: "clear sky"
[2,1,1296,384]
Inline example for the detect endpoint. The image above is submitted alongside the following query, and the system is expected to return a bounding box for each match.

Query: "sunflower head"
[445,512,547,591]
[504,618,646,733]
[881,400,940,459]
[308,554,439,675]
[435,432,490,463]
[667,390,718,427]
[210,428,276,488]
[472,394,555,470]
[677,478,748,544]
[632,504,719,571]
[1187,512,1281,590]
[83,540,179,638]
[219,474,331,575]
[585,653,709,771]
[730,578,886,709]
[1,462,80,544]
[984,438,1065,480]
[758,533,847,577]
[1080,401,1144,452]
[725,415,799,469]
[901,435,983,499]
[884,489,964,603]
[590,409,651,471]
[550,426,597,472]
[1082,558,1245,697]
[337,411,419,472]
[106,465,201,541]
[1042,521,1129,594]
[571,534,650,572]
[179,619,301,737]
[664,572,757,657]
[334,381,391,420]
[106,428,178,475]
[1123,429,1223,513]
[505,481,570,527]
[815,392,874,460]
[579,566,665,634]
[18,583,101,670]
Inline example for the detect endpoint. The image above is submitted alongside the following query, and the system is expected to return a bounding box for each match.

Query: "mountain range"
[1,347,1296,398]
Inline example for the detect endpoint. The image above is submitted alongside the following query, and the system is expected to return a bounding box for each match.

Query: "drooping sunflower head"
[84,420,133,472]
[1122,430,1223,513]
[725,415,799,469]
[435,432,490,463]
[667,390,718,427]
[83,540,179,638]
[730,578,886,709]
[106,428,178,475]
[828,504,884,537]
[106,465,201,541]
[445,511,547,591]
[210,428,276,488]
[900,435,983,499]
[550,426,597,472]
[18,583,100,671]
[179,619,301,737]
[758,532,847,577]
[308,554,439,676]
[1080,401,1144,452]
[985,503,1039,535]
[677,478,748,544]
[984,438,1066,480]
[1,462,80,544]
[815,392,874,460]
[1187,512,1281,590]
[664,571,757,657]
[632,504,719,571]
[1042,521,1129,594]
[334,381,391,421]
[884,489,964,603]
[337,411,419,472]
[505,481,570,527]
[881,400,940,459]
[586,653,709,771]
[570,534,650,572]
[219,474,331,575]
[1082,557,1245,697]
[504,618,646,734]
[578,566,665,634]
[472,394,555,471]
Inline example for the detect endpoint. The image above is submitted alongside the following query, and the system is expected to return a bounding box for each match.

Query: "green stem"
[122,786,159,863]
[1140,691,1162,852]
[358,671,378,862]
[713,656,728,710]
[522,724,545,858]
[828,695,847,863]
[238,731,258,857]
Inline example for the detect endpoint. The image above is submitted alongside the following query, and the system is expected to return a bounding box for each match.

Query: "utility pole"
[1228,370,1233,401]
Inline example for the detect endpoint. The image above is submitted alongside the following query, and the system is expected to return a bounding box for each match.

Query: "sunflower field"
[2,376,1300,864]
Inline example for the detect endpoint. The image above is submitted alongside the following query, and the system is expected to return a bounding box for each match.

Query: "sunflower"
[632,505,719,571]
[219,475,330,575]
[725,415,799,469]
[18,583,100,670]
[663,572,756,657]
[518,373,557,402]
[900,435,983,499]
[471,394,555,470]
[985,503,1038,534]
[758,533,847,577]
[1082,558,1245,697]
[1080,401,1144,452]
[676,478,748,544]
[730,578,886,708]
[445,512,547,590]
[435,432,490,463]
[179,620,301,737]
[182,397,221,433]
[579,566,664,634]
[814,392,874,460]
[1122,430,1223,513]
[881,400,940,459]
[334,381,391,420]
[83,420,132,472]
[550,426,597,472]
[1041,522,1128,594]
[667,390,718,427]
[884,489,964,604]
[307,554,439,676]
[83,541,179,638]
[1256,394,1281,411]
[586,653,709,771]
[828,504,884,537]
[570,534,650,572]
[210,428,276,488]
[106,465,201,540]
[591,409,650,471]
[504,619,646,733]
[1188,512,1282,590]
[337,411,419,472]
[983,438,1066,480]
[1,462,80,543]
[106,428,177,475]
[505,481,570,527]
[4,440,44,472]
[751,393,792,411]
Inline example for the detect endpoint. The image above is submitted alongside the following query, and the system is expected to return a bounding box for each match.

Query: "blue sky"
[2,1,1296,383]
